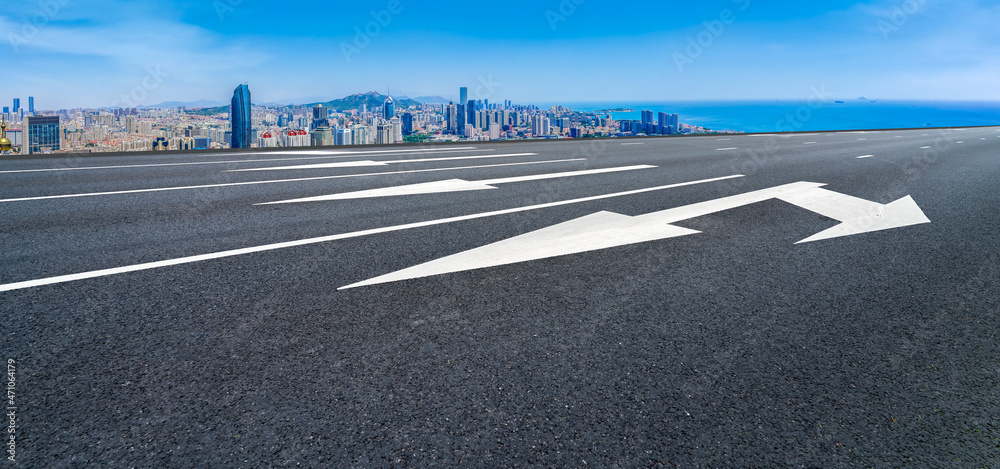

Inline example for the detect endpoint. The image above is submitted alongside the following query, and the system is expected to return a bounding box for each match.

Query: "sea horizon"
[532,99,1000,133]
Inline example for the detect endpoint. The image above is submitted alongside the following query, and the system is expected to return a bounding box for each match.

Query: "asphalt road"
[2,128,999,467]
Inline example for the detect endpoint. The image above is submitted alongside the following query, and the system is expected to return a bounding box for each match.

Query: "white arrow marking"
[856,155,875,159]
[340,212,701,289]
[776,188,931,244]
[341,182,931,289]
[228,153,538,172]
[260,165,656,204]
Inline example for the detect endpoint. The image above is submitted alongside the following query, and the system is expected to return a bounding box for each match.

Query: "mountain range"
[178,92,451,116]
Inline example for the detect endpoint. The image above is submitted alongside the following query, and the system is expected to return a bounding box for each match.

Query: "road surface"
[2,128,998,466]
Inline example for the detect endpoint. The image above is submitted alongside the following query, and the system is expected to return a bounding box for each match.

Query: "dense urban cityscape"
[0,85,731,155]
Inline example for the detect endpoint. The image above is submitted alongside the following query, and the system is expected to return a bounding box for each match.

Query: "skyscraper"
[334,128,352,146]
[641,110,654,126]
[401,113,414,136]
[23,115,60,154]
[28,97,34,114]
[445,103,457,134]
[376,122,392,144]
[312,105,333,146]
[312,105,329,130]
[383,95,395,120]
[459,87,468,109]
[657,112,669,135]
[467,101,476,132]
[12,99,20,114]
[230,84,252,149]
[457,103,467,136]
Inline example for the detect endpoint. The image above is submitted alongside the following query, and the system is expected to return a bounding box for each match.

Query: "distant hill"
[307,91,421,111]
[146,100,226,109]
[186,105,230,116]
[413,96,451,104]
[181,92,426,116]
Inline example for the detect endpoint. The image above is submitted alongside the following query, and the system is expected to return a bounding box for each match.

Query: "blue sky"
[3,0,999,109]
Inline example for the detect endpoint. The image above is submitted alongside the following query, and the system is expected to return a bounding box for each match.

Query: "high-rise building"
[457,104,467,136]
[23,115,60,154]
[466,101,476,132]
[401,113,414,136]
[334,128,352,146]
[230,84,252,149]
[459,87,468,109]
[376,122,392,144]
[445,103,457,134]
[28,97,34,114]
[312,105,329,130]
[352,125,372,145]
[657,112,669,135]
[391,118,402,143]
[312,106,333,146]
[2,107,8,114]
[532,115,551,136]
[641,110,654,126]
[383,95,395,119]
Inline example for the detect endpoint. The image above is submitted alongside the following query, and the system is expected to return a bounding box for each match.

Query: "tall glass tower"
[383,95,395,120]
[231,84,252,149]
[28,97,34,114]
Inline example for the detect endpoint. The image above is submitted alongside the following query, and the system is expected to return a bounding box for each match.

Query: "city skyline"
[4,1,1000,109]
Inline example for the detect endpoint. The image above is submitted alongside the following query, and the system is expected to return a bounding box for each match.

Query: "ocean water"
[545,100,1000,133]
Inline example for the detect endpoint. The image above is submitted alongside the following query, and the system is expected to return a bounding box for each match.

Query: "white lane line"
[227,153,537,172]
[920,146,932,149]
[0,174,746,292]
[716,148,738,151]
[716,138,732,141]
[0,147,486,174]
[857,138,867,141]
[803,142,818,145]
[260,165,657,204]
[0,159,585,203]
[855,155,875,159]
[621,142,645,145]
[956,142,964,144]
[895,136,902,138]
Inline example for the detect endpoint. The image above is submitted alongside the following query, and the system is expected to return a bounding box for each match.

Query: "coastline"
[541,100,1000,133]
